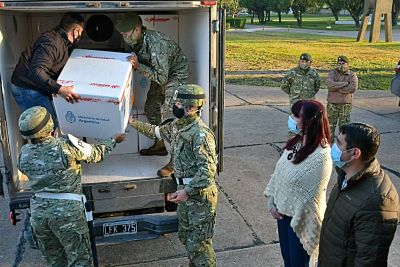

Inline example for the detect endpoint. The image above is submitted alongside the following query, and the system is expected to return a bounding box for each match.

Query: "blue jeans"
[11,85,59,130]
[277,216,310,267]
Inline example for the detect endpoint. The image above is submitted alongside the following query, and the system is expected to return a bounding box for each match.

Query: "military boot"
[139,140,168,156]
[157,161,174,177]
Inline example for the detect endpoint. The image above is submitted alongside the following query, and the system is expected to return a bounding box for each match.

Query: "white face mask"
[288,115,300,134]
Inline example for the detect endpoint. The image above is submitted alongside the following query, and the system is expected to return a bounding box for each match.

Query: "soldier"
[116,12,189,177]
[11,12,84,131]
[17,106,125,267]
[281,53,321,108]
[129,84,218,267]
[326,55,358,140]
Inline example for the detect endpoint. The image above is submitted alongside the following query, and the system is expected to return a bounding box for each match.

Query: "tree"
[324,0,344,21]
[270,0,292,22]
[392,0,400,26]
[291,0,312,26]
[240,0,270,23]
[343,0,364,27]
[219,0,241,16]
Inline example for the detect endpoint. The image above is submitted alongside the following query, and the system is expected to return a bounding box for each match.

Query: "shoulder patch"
[68,134,93,158]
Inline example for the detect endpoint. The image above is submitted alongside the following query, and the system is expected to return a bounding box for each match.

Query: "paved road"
[230,23,400,41]
[1,85,399,266]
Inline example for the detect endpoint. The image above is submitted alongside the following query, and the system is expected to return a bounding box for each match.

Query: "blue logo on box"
[65,111,76,123]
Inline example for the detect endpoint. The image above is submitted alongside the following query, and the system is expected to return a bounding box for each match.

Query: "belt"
[34,192,93,222]
[175,177,193,185]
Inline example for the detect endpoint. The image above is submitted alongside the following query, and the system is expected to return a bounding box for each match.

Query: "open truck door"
[217,8,225,172]
[0,75,5,197]
[0,0,225,242]
[210,6,225,173]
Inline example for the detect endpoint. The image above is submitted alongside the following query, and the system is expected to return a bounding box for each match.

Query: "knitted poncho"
[264,145,332,265]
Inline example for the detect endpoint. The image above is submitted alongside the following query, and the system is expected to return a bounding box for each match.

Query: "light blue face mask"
[288,115,300,134]
[331,143,353,168]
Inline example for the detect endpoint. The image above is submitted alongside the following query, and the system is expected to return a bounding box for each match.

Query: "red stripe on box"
[81,55,116,60]
[145,18,171,23]
[89,83,120,89]
[79,97,102,103]
[106,99,120,105]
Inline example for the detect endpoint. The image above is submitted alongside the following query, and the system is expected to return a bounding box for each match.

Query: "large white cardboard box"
[54,49,133,138]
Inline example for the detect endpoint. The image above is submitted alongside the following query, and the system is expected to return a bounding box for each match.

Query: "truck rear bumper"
[93,212,179,244]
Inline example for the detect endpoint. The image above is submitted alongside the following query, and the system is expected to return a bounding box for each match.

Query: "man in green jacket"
[281,53,321,108]
[116,12,189,177]
[129,84,218,267]
[319,123,399,267]
[18,106,125,266]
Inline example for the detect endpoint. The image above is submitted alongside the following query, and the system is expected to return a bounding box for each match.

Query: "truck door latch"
[212,20,219,33]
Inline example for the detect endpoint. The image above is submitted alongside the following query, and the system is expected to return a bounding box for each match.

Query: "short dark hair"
[60,12,84,31]
[339,123,380,162]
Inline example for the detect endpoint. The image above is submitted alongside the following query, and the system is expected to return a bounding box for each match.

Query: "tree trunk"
[326,0,340,21]
[393,10,398,26]
[251,11,255,24]
[258,10,265,24]
[392,2,399,26]
[333,11,339,21]
[278,11,282,23]
[350,13,360,27]
[267,10,271,22]
[297,11,302,26]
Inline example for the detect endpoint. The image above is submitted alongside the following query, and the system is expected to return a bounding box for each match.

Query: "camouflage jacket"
[18,136,116,194]
[131,115,217,196]
[281,66,321,106]
[130,29,189,85]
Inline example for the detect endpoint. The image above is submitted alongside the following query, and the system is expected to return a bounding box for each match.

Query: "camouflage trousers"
[327,102,352,140]
[145,80,183,125]
[30,198,93,267]
[177,184,218,267]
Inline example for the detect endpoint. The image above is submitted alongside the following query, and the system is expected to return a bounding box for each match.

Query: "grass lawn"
[237,13,400,32]
[226,31,400,90]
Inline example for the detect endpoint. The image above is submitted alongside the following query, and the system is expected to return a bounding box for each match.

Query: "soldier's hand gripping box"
[54,49,133,139]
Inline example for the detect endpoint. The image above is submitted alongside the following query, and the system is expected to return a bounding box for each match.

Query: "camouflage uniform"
[281,66,321,108]
[326,58,358,139]
[131,114,218,267]
[327,103,352,137]
[18,107,116,267]
[129,29,189,123]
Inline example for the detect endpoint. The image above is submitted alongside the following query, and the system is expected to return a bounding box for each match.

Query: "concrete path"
[230,23,400,41]
[1,85,399,266]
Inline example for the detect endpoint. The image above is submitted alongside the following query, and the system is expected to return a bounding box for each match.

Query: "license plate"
[103,220,137,237]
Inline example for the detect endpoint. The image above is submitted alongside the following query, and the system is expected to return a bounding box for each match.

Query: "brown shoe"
[140,140,168,156]
[157,161,174,177]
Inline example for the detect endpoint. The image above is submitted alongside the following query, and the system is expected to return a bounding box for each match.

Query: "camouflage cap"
[175,84,206,107]
[19,106,54,139]
[300,53,312,62]
[115,12,141,33]
[338,55,349,64]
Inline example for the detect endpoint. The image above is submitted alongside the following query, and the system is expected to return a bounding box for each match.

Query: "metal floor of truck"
[82,153,169,183]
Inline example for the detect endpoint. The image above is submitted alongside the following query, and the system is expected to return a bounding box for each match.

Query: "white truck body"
[0,0,225,244]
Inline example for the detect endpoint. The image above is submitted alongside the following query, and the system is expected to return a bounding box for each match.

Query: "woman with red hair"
[264,100,333,267]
